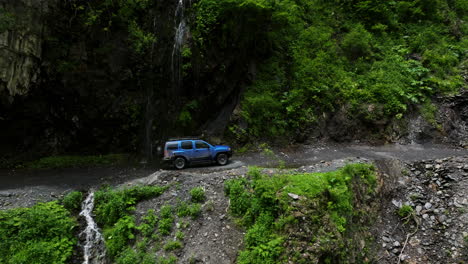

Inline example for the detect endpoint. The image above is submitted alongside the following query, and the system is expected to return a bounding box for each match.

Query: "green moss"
[420,101,443,130]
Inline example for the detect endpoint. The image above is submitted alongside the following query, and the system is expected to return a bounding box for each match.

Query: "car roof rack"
[167,137,201,141]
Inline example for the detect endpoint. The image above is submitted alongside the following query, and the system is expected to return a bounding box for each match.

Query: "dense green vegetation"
[192,0,467,139]
[94,184,207,263]
[62,191,84,212]
[225,164,377,263]
[93,185,166,261]
[0,202,77,264]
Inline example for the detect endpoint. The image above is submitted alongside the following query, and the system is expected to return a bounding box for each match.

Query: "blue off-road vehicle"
[163,139,232,169]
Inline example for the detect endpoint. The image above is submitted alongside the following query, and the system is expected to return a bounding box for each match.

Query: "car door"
[194,141,211,162]
[180,141,195,161]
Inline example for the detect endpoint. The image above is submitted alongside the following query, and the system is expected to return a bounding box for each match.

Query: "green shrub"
[190,187,206,203]
[177,202,201,219]
[61,191,83,212]
[160,204,173,219]
[0,202,77,264]
[177,201,190,217]
[164,240,183,251]
[158,218,173,236]
[188,203,202,219]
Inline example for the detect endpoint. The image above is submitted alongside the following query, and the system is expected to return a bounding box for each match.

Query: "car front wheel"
[216,153,228,166]
[174,157,186,169]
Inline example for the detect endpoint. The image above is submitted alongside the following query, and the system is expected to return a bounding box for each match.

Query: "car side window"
[166,143,178,150]
[181,141,193,150]
[195,141,209,149]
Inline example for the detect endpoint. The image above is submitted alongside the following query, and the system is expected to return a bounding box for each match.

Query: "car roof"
[165,139,204,144]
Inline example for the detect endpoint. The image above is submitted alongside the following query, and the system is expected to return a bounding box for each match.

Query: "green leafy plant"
[0,202,77,264]
[190,187,206,203]
[61,191,83,212]
[188,203,202,219]
[176,231,185,241]
[138,209,158,237]
[158,205,174,236]
[397,205,414,218]
[104,216,136,258]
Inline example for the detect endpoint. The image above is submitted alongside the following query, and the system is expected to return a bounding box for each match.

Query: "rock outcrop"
[0,0,52,100]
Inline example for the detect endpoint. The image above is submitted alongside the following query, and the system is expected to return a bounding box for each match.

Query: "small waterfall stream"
[171,0,188,92]
[79,192,106,264]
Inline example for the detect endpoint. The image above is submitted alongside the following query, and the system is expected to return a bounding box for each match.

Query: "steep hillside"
[0,0,466,163]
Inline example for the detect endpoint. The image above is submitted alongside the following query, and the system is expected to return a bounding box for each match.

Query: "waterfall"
[171,0,188,92]
[79,192,106,264]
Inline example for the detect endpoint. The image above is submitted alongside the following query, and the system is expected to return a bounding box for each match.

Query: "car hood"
[214,145,231,150]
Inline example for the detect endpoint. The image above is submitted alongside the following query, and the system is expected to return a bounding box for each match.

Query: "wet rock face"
[439,89,468,148]
[0,0,53,99]
[374,156,468,263]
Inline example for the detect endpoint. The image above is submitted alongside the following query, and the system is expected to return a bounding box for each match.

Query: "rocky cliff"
[0,0,51,100]
[0,0,251,162]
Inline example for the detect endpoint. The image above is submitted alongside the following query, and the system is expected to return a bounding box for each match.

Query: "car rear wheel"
[216,153,228,166]
[174,157,186,169]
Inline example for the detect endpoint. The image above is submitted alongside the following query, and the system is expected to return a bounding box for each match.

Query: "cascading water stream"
[171,0,188,92]
[79,192,106,264]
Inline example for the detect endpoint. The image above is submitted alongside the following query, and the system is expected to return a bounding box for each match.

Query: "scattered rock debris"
[374,156,468,263]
